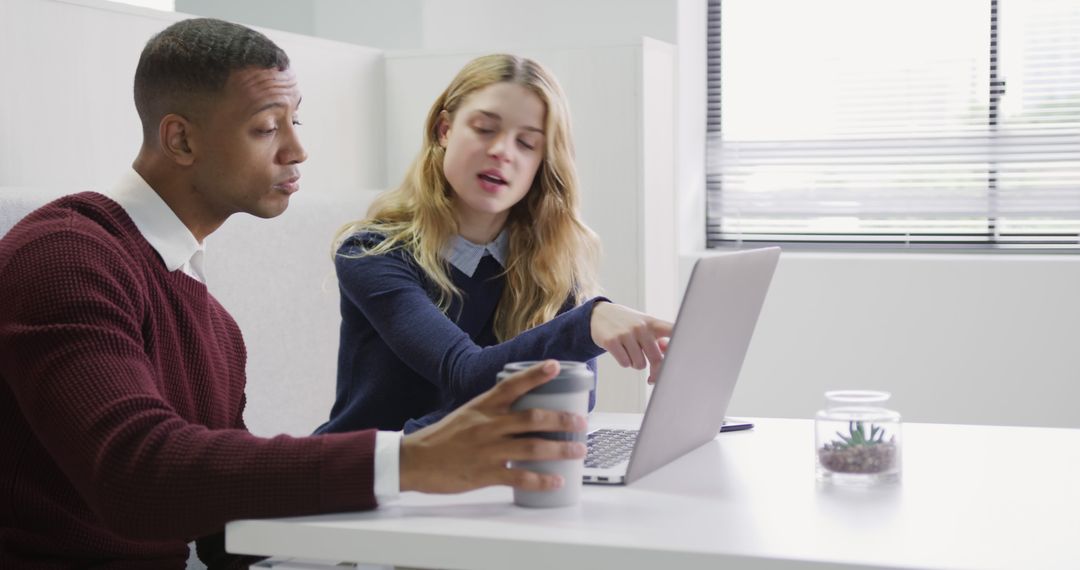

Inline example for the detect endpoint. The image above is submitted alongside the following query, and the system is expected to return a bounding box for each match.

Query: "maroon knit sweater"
[0,193,377,568]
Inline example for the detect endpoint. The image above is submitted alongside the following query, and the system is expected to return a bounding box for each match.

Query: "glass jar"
[815,390,901,485]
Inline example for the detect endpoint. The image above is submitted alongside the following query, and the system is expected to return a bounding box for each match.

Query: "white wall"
[676,0,708,253]
[175,0,314,36]
[313,0,424,50]
[176,0,421,49]
[418,0,675,49]
[688,251,1080,429]
[2,0,386,193]
[175,0,677,51]
[2,0,387,437]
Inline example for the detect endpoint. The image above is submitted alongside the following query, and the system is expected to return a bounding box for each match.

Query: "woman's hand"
[589,302,673,383]
[647,337,670,385]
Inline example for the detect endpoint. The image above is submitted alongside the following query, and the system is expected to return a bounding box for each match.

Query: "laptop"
[583,247,780,485]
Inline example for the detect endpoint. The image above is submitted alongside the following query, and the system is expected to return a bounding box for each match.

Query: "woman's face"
[438,82,547,236]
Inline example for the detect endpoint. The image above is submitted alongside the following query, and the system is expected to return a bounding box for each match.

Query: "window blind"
[706,0,1080,248]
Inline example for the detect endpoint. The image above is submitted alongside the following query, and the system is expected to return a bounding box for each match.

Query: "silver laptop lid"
[624,247,780,484]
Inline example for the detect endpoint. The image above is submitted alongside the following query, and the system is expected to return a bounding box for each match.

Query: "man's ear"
[436,110,451,148]
[159,114,196,167]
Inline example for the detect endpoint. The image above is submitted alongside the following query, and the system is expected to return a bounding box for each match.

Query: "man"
[0,18,586,569]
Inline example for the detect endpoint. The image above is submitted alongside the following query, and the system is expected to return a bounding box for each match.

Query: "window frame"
[705,0,1080,253]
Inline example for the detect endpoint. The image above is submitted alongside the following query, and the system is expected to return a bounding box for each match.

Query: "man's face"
[189,66,307,222]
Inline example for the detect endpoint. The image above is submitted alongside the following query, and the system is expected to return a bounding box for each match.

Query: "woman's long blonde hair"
[334,54,601,342]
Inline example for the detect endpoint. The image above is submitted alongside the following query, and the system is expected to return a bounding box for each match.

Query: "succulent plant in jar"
[818,421,898,474]
[815,391,901,484]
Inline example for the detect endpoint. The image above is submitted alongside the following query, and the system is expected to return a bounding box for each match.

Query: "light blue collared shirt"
[444,230,509,277]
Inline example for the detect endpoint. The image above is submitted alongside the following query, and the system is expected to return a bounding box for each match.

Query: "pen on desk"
[720,420,754,433]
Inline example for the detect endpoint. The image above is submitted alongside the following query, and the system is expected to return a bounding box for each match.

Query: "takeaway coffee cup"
[497,360,593,508]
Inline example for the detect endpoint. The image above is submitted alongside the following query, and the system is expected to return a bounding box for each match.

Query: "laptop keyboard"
[585,429,637,469]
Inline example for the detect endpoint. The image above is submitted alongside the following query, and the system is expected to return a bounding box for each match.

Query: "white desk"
[227,414,1080,569]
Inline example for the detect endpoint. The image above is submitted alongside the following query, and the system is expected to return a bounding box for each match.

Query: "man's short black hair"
[134,18,290,141]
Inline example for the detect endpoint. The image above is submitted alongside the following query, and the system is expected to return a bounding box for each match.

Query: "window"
[707,0,1080,248]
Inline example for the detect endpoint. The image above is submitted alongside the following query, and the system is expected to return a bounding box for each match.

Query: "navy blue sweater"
[316,233,606,434]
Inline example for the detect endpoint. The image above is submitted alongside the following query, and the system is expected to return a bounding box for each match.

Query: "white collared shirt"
[108,169,206,283]
[107,169,400,503]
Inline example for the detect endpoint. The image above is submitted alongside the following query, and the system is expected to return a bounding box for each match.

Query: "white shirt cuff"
[374,430,402,503]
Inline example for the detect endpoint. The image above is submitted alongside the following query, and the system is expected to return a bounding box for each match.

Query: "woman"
[317,54,671,435]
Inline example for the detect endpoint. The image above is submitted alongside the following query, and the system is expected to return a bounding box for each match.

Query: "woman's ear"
[436,110,451,148]
[160,113,196,167]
